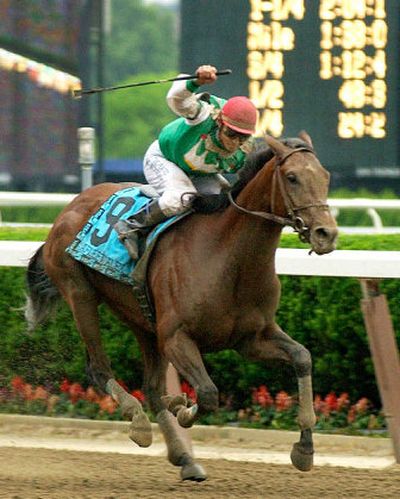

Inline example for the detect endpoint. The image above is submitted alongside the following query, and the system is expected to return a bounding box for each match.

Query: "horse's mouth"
[310,243,337,255]
[298,235,337,255]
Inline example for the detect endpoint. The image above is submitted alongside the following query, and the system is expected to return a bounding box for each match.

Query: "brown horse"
[25,132,337,481]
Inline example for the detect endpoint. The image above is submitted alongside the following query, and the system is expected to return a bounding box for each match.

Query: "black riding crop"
[72,69,232,99]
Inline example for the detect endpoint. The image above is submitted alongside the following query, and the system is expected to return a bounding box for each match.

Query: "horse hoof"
[128,411,153,447]
[290,442,314,472]
[177,404,198,428]
[181,462,207,482]
[161,393,188,415]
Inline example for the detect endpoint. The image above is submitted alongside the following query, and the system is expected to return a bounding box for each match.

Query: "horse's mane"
[191,137,311,214]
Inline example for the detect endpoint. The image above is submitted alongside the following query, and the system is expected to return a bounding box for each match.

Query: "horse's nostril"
[315,227,328,239]
[315,227,336,240]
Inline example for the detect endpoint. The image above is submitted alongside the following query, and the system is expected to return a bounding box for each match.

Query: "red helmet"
[221,96,258,134]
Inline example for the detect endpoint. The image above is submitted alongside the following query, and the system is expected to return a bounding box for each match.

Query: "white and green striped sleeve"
[166,77,211,124]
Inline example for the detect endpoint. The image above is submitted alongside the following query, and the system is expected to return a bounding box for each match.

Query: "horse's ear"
[264,134,290,157]
[298,130,313,147]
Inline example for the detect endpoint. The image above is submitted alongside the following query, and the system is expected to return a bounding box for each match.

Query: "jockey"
[115,64,259,259]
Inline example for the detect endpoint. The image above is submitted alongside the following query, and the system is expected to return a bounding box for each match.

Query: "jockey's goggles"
[222,126,251,142]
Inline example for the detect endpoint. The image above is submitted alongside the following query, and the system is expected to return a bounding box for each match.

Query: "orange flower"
[252,386,273,408]
[275,391,293,411]
[60,379,71,393]
[11,376,25,393]
[23,383,34,401]
[347,406,356,423]
[85,386,100,403]
[98,395,117,414]
[324,392,338,413]
[354,397,369,414]
[33,386,48,400]
[337,393,350,411]
[68,383,85,403]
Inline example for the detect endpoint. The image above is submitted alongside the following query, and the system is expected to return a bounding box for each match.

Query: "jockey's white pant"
[143,140,226,216]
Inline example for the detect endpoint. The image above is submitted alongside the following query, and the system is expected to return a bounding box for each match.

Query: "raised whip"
[72,69,232,99]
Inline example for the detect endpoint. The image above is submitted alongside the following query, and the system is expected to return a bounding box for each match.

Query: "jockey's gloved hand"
[195,65,218,86]
[191,193,229,214]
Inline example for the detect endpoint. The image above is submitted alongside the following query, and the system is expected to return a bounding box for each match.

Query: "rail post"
[360,278,400,462]
[77,127,96,191]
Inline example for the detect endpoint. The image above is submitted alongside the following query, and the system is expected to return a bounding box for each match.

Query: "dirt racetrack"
[0,447,400,499]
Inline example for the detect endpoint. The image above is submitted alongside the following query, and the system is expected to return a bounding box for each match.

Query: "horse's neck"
[218,166,283,266]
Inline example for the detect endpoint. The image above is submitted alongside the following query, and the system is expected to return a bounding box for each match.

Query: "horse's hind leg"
[239,323,316,472]
[139,335,207,481]
[56,267,152,447]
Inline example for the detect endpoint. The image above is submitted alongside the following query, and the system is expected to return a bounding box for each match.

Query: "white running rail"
[1,240,400,279]
[0,192,76,206]
[1,192,400,231]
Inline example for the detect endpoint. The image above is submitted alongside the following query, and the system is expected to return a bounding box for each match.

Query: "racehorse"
[24,132,337,481]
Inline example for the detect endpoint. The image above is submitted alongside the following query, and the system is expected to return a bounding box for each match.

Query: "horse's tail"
[25,244,61,332]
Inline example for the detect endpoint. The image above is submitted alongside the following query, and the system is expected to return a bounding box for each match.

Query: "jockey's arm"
[166,65,218,122]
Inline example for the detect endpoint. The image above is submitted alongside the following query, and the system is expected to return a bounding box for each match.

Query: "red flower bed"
[0,376,387,434]
[1,377,147,419]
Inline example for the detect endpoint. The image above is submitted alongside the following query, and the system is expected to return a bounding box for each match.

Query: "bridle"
[228,146,329,242]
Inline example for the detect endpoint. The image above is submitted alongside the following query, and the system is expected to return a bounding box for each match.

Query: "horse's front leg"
[162,328,219,428]
[239,323,316,472]
[138,334,207,481]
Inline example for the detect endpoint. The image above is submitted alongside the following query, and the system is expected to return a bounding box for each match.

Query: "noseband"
[228,146,329,242]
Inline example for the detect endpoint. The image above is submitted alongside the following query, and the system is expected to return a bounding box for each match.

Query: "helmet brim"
[221,119,255,135]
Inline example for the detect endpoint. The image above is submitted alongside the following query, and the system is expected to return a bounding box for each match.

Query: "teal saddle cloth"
[66,186,182,285]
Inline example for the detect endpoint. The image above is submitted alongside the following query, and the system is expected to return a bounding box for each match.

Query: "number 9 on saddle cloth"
[66,185,189,286]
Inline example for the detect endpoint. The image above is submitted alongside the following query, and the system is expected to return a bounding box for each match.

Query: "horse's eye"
[286,173,297,184]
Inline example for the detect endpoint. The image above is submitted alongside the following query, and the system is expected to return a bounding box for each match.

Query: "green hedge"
[1,227,399,410]
[0,207,63,224]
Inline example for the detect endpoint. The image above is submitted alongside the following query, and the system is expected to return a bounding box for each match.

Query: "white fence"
[0,192,399,232]
[0,192,76,207]
[1,191,400,209]
[2,240,400,278]
[0,241,43,267]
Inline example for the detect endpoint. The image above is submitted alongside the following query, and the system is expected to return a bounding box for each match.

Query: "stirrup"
[124,236,140,261]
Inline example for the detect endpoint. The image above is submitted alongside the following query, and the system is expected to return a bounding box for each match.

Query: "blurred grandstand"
[0,0,144,192]
[0,1,84,191]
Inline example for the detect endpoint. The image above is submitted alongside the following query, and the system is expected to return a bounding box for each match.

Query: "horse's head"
[265,131,338,255]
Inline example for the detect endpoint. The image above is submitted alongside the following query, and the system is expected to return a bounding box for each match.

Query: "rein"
[228,146,329,240]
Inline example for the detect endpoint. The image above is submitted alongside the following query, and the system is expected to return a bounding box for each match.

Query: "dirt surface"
[0,416,398,498]
[0,447,399,499]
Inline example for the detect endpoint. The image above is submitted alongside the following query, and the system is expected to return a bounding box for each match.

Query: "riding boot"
[114,199,168,260]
